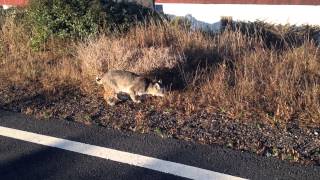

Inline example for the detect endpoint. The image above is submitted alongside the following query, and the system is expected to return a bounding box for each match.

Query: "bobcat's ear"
[157,79,162,84]
[154,83,161,90]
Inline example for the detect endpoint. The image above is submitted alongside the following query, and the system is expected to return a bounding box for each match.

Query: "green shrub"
[102,1,163,33]
[169,16,191,30]
[27,0,102,48]
[27,0,162,48]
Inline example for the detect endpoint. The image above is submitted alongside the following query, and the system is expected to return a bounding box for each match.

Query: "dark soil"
[0,82,319,166]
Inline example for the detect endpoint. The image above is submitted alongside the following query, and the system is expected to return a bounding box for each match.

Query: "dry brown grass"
[0,14,81,92]
[77,34,182,77]
[1,15,320,127]
[201,41,320,126]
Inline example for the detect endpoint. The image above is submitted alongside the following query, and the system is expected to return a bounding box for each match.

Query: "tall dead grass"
[202,41,320,126]
[1,14,319,127]
[77,22,219,89]
[75,22,320,126]
[77,34,182,77]
[0,14,81,91]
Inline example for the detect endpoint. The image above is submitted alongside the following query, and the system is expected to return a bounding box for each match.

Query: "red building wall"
[0,0,28,6]
[1,0,319,6]
[155,0,320,5]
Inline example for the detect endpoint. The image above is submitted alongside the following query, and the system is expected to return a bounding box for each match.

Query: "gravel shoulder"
[0,82,319,166]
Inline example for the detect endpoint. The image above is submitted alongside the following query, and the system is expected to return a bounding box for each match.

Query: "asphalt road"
[0,110,319,180]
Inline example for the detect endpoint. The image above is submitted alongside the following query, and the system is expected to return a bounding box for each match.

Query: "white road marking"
[0,126,246,180]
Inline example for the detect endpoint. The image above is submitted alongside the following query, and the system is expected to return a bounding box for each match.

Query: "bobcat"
[96,70,164,105]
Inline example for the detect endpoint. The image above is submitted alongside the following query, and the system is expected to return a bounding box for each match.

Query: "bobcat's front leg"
[128,91,141,103]
[103,87,119,106]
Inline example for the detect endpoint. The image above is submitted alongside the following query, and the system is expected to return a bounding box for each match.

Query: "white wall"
[1,5,13,9]
[156,3,320,28]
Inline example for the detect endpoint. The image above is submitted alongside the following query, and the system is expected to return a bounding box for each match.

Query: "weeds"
[1,14,320,128]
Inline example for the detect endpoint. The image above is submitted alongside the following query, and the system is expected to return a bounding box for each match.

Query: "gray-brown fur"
[96,70,164,105]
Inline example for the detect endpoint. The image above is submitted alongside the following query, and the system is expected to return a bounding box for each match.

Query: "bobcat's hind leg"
[128,90,141,103]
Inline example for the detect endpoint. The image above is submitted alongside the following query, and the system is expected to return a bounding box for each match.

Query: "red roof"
[155,0,320,5]
[0,0,27,6]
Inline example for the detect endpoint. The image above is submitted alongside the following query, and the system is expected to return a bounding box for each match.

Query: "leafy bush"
[102,1,162,33]
[27,0,102,48]
[168,16,191,30]
[27,0,162,47]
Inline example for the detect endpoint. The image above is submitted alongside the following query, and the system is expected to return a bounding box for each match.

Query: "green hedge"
[27,0,102,48]
[26,0,161,48]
